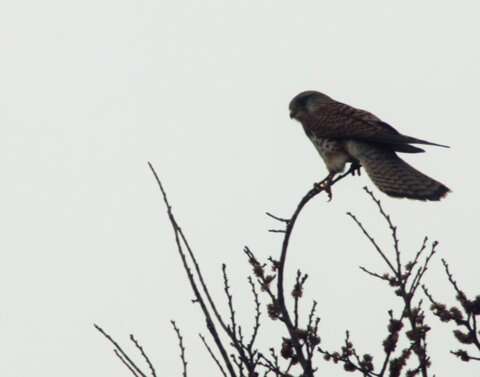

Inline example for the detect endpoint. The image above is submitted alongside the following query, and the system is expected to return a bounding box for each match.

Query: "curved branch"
[276,166,357,375]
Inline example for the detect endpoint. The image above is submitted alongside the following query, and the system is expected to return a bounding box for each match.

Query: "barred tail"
[349,143,450,201]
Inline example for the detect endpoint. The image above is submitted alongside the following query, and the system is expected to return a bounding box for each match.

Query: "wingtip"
[424,141,450,149]
[409,136,450,149]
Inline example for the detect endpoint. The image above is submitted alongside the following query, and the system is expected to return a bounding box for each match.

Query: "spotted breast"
[309,135,352,173]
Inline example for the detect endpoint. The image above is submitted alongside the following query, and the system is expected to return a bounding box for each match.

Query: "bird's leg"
[324,174,333,201]
[314,171,335,201]
[350,160,362,176]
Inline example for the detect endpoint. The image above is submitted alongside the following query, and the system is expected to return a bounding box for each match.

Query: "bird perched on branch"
[289,91,450,201]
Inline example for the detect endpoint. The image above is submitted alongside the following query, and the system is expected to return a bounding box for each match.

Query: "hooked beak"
[289,109,297,119]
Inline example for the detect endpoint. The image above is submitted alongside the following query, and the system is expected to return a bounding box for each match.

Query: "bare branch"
[266,212,290,224]
[363,187,402,275]
[222,264,238,337]
[148,162,237,377]
[94,324,147,377]
[130,334,157,377]
[171,321,188,377]
[275,166,358,375]
[199,334,228,377]
[114,349,141,377]
[347,211,396,275]
[424,260,480,362]
[359,266,391,282]
[247,276,261,351]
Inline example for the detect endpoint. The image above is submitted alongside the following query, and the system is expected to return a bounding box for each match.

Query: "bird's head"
[289,90,332,121]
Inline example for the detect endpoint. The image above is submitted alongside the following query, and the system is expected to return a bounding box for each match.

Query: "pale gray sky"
[1,1,479,376]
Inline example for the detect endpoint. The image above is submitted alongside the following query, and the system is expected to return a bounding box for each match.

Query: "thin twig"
[130,334,157,377]
[94,324,147,377]
[266,212,290,224]
[247,277,261,351]
[171,321,188,377]
[363,187,402,275]
[451,350,480,361]
[114,349,141,377]
[148,162,237,377]
[441,258,464,297]
[199,334,228,377]
[347,212,396,275]
[409,242,438,296]
[222,264,237,337]
[359,266,390,282]
[269,229,287,234]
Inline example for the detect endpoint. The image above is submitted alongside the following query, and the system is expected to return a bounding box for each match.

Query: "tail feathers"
[358,149,450,201]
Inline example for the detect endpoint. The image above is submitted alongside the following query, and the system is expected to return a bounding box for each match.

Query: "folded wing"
[308,102,449,149]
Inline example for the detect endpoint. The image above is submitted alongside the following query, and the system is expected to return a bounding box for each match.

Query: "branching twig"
[423,259,480,363]
[96,160,474,376]
[148,162,236,377]
[94,324,147,377]
[275,166,358,375]
[323,188,438,377]
[347,211,396,275]
[363,187,402,275]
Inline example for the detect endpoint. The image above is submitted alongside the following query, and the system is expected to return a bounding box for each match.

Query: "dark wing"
[306,101,449,148]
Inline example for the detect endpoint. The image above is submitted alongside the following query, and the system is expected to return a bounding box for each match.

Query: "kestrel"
[289,91,450,201]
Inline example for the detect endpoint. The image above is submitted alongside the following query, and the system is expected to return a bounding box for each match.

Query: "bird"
[289,90,450,201]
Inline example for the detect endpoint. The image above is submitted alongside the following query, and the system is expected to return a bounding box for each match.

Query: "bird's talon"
[350,162,361,176]
[313,176,334,201]
[326,186,333,201]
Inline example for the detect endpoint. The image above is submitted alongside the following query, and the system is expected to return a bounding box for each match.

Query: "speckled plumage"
[289,91,450,201]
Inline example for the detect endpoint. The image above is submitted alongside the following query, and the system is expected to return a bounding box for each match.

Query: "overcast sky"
[1,1,479,376]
